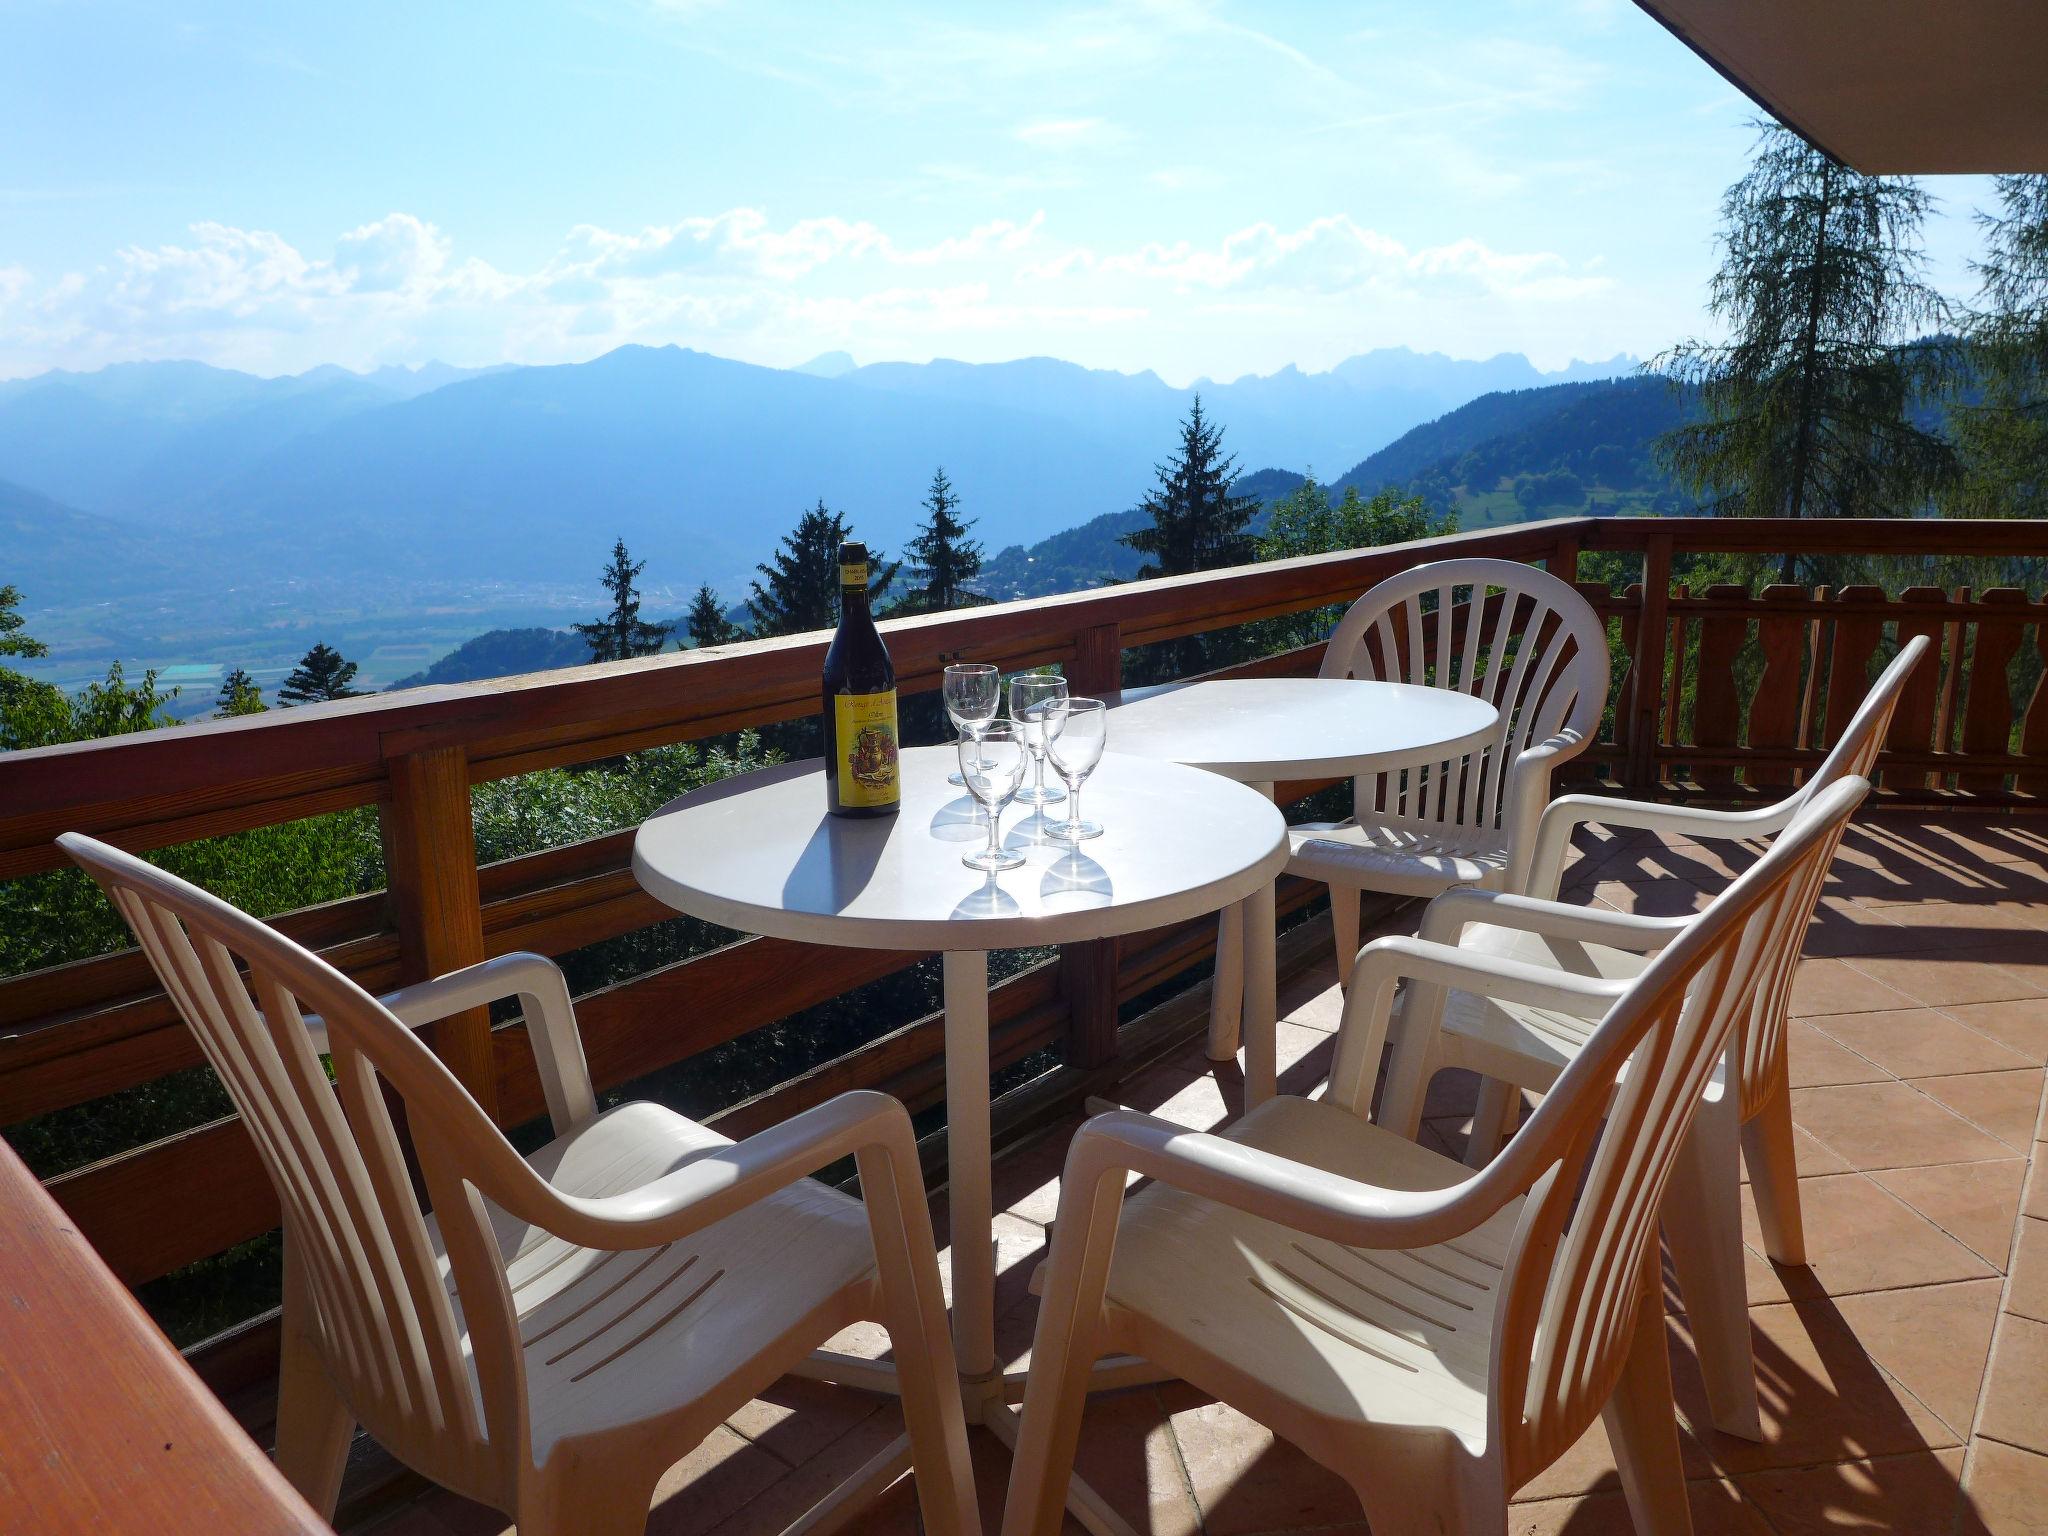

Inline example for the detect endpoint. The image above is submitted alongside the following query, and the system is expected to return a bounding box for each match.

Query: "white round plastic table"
[632,743,1287,1507]
[1107,677,1499,1104]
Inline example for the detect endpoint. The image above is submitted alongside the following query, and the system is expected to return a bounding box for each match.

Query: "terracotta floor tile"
[1684,1298,1960,1477]
[1737,1448,1966,1535]
[1116,1064,1233,1131]
[1978,1314,2048,1456]
[1845,953,2041,1008]
[1791,1081,2015,1171]
[2028,1165,2048,1224]
[1914,1071,2048,1151]
[1810,1009,2036,1080]
[1509,1478,1772,1535]
[1589,877,1714,918]
[1787,1019,1892,1088]
[1066,1388,1203,1536]
[1832,1279,2004,1438]
[1739,1125,1856,1186]
[1791,959,1916,1018]
[1943,1000,2048,1067]
[1277,968,1343,1031]
[2008,1219,2048,1326]
[721,1376,885,1470]
[1738,1174,1994,1303]
[1962,1439,2048,1536]
[703,1405,913,1536]
[1162,1393,1360,1535]
[1871,1161,2027,1269]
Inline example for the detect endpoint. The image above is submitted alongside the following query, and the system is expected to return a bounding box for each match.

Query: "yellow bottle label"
[834,689,900,807]
[839,562,868,587]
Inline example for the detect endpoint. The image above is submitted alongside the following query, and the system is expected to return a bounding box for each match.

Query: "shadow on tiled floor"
[365,814,2048,1536]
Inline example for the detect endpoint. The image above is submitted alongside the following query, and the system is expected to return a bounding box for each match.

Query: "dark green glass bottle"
[822,541,900,817]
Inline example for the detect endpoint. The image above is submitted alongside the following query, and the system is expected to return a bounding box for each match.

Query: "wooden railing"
[1,512,2044,1404]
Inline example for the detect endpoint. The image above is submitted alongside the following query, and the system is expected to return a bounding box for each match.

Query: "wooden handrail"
[0,1135,332,1534]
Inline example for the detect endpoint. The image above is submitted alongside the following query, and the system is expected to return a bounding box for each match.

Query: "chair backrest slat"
[63,834,500,1486]
[1322,559,1609,875]
[1486,776,1869,1483]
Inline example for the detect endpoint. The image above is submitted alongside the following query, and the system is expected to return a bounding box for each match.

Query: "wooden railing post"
[1625,535,1674,793]
[1548,531,1581,584]
[1063,623,1124,1069]
[379,744,498,1120]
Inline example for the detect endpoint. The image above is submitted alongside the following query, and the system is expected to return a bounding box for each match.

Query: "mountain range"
[0,343,1643,688]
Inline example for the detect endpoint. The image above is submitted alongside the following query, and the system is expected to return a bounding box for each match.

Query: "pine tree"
[216,667,267,716]
[686,584,744,648]
[573,537,674,662]
[747,501,896,637]
[894,468,986,615]
[0,584,45,666]
[1122,395,1259,580]
[1654,122,1956,576]
[1949,175,2048,519]
[278,643,364,705]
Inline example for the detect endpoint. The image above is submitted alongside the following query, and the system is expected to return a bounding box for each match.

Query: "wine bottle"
[822,541,901,818]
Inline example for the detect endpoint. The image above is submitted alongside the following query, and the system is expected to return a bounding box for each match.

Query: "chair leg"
[1663,1101,1761,1440]
[273,1248,353,1520]
[854,1141,979,1536]
[518,1457,653,1536]
[1741,1076,1807,1265]
[1378,1011,1436,1140]
[1601,1272,1694,1536]
[1206,900,1246,1063]
[999,1169,1127,1536]
[1329,882,1361,990]
[1464,1076,1518,1168]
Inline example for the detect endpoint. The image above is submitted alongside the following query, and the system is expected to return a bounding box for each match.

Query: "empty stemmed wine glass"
[958,722,1028,871]
[1045,696,1107,842]
[1010,672,1068,806]
[943,663,1000,787]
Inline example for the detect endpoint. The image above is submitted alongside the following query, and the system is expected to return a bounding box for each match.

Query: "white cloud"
[1012,118,1124,151]
[0,207,1625,381]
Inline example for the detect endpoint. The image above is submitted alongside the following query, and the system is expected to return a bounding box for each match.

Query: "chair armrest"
[1524,790,1799,899]
[1059,1109,1526,1253]
[1419,888,1688,955]
[1325,934,1630,1116]
[456,1089,922,1253]
[378,953,596,1135]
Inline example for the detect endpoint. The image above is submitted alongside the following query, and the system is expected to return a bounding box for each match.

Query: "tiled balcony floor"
[367,813,2048,1536]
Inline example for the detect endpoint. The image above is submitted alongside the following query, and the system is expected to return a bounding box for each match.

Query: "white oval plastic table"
[1107,677,1499,1103]
[633,744,1286,1529]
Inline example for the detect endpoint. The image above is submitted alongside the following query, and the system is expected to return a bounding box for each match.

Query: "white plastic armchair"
[1001,779,1866,1536]
[59,834,979,1536]
[1289,557,1610,987]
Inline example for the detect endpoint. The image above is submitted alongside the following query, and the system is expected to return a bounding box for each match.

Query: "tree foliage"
[1949,175,2048,518]
[1121,395,1259,580]
[216,667,266,716]
[278,643,364,704]
[747,500,896,637]
[1258,477,1458,648]
[572,537,674,662]
[685,584,745,648]
[1654,122,1956,560]
[894,467,986,615]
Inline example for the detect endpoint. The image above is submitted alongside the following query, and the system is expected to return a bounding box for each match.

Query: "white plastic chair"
[1289,557,1610,988]
[1000,779,1868,1536]
[60,834,979,1536]
[1375,637,1923,1437]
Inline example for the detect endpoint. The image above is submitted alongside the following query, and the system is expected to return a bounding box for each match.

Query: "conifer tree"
[1950,175,2048,518]
[573,537,674,661]
[278,643,363,705]
[685,584,744,648]
[747,501,896,637]
[216,667,267,716]
[895,468,986,615]
[0,584,44,667]
[1655,122,1955,574]
[1122,395,1259,580]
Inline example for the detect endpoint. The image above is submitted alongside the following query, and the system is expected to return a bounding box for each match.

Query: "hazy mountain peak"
[793,350,857,378]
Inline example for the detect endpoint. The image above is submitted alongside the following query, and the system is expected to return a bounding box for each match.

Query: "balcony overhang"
[1635,0,2048,174]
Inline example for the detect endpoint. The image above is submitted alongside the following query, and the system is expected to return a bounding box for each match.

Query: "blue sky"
[0,0,1999,383]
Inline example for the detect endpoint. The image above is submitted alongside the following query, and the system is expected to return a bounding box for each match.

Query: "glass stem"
[1067,782,1082,834]
[985,803,1003,860]
[1033,750,1046,797]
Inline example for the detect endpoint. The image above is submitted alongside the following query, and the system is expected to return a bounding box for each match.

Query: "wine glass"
[1045,697,1107,842]
[958,722,1028,872]
[943,663,1000,787]
[1010,672,1068,806]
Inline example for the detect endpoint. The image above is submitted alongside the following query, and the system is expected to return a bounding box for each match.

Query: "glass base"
[947,769,966,786]
[962,846,1026,872]
[1046,819,1103,843]
[1015,782,1066,805]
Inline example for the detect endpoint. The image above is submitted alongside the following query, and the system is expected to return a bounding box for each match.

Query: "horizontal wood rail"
[4,510,2047,1385]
